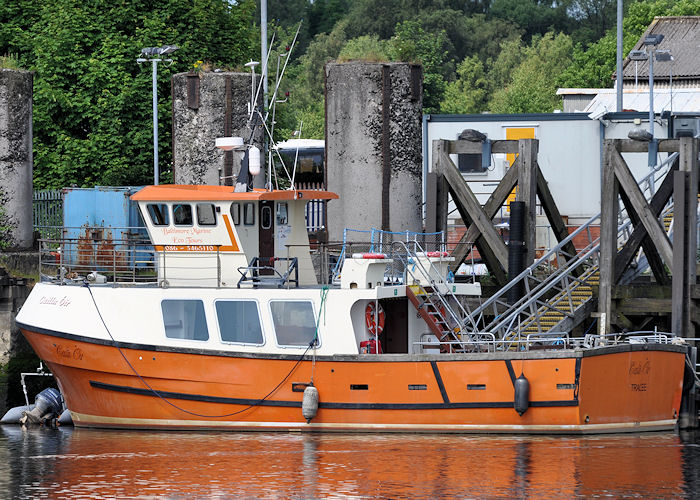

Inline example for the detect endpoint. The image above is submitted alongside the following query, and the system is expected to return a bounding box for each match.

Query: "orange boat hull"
[20,327,685,433]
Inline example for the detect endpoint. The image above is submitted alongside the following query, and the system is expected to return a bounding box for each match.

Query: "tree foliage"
[1,0,257,188]
[1,0,697,188]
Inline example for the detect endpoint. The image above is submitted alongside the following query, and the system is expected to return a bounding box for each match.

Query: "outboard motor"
[514,374,530,416]
[20,388,63,426]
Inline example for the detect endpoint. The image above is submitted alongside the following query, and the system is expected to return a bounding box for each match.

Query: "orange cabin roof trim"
[131,185,339,202]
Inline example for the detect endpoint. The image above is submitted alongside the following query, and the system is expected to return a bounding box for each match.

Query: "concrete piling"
[325,62,423,242]
[172,72,263,186]
[0,69,33,249]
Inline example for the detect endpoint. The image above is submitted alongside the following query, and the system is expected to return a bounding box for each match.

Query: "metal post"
[152,59,159,185]
[616,0,623,112]
[648,51,655,192]
[648,52,654,139]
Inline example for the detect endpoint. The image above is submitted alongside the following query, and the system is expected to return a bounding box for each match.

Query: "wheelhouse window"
[276,202,288,225]
[161,300,209,341]
[270,301,318,347]
[197,203,217,226]
[230,203,241,225]
[261,205,272,229]
[215,300,263,344]
[146,204,169,226]
[243,202,255,226]
[173,204,193,226]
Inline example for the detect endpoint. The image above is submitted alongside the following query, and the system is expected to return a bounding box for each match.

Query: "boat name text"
[161,227,212,236]
[629,360,651,376]
[39,296,72,307]
[55,344,83,361]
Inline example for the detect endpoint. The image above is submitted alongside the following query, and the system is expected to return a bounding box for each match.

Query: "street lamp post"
[137,45,179,185]
[628,34,666,193]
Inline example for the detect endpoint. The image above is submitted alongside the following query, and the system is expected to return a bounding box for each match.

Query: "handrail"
[237,257,299,288]
[465,152,679,340]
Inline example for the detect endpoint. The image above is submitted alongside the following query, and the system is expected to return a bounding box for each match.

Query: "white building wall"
[424,113,670,225]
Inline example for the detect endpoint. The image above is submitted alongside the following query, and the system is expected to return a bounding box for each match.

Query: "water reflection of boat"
[16,184,686,433]
[6,430,686,498]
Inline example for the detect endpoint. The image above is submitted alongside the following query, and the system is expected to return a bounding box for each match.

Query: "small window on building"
[456,134,485,174]
[457,153,485,173]
[270,301,318,347]
[146,204,169,226]
[173,204,193,226]
[230,203,241,225]
[161,300,209,341]
[215,300,263,344]
[261,205,272,229]
[197,203,217,226]
[277,202,288,225]
[243,202,255,226]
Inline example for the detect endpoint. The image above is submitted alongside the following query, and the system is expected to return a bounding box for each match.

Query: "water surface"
[0,426,697,498]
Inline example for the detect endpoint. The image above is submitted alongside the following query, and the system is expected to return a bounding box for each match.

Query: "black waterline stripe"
[430,361,450,403]
[89,380,578,410]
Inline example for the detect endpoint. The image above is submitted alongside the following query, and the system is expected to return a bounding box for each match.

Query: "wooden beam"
[614,158,677,283]
[611,146,673,265]
[435,145,509,269]
[447,140,518,155]
[599,141,619,334]
[614,139,680,153]
[516,139,538,266]
[672,171,689,336]
[618,188,670,285]
[450,162,518,266]
[448,183,508,284]
[431,141,450,235]
[535,162,578,269]
[677,137,700,338]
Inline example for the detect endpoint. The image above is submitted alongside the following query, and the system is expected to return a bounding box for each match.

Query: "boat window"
[243,202,255,226]
[261,205,272,229]
[146,204,169,226]
[230,203,241,225]
[173,204,193,226]
[276,203,288,225]
[270,301,318,347]
[197,203,217,226]
[161,300,209,341]
[215,300,263,344]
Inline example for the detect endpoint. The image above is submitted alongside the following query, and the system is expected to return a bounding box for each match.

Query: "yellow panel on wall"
[505,128,535,210]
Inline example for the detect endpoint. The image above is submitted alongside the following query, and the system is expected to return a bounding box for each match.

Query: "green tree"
[388,20,450,113]
[489,32,573,113]
[558,0,700,89]
[440,56,489,114]
[338,35,390,62]
[1,0,257,189]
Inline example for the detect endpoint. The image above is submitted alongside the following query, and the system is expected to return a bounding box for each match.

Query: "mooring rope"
[84,281,313,419]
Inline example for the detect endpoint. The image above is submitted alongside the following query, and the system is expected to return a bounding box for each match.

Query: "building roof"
[583,88,700,115]
[131,185,338,202]
[621,16,700,81]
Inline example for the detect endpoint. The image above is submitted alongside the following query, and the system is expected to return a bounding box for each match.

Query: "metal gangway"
[461,152,680,346]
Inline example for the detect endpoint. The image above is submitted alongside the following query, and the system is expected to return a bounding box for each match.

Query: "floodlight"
[159,45,179,55]
[643,34,664,46]
[655,50,673,62]
[628,50,648,61]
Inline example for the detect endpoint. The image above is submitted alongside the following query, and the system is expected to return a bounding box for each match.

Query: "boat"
[15,180,688,433]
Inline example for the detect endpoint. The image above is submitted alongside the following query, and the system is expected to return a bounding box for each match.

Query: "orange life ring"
[365,302,385,337]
